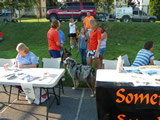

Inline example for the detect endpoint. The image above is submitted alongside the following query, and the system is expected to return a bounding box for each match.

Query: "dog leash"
[75,51,80,59]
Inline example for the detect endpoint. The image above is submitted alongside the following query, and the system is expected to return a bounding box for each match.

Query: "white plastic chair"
[154,60,160,66]
[42,58,61,68]
[122,54,131,66]
[103,59,118,69]
[42,58,64,104]
[0,58,15,67]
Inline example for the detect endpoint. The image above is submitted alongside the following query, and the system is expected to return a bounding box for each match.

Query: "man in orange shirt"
[83,12,94,40]
[0,32,3,40]
[47,20,63,58]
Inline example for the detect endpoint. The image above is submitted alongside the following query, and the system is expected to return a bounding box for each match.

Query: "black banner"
[96,82,160,120]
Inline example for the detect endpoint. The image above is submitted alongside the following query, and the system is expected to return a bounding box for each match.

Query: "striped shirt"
[132,49,154,67]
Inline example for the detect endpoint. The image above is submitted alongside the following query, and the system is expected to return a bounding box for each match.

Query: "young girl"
[98,24,107,69]
[69,18,77,49]
[87,19,101,70]
[78,27,88,65]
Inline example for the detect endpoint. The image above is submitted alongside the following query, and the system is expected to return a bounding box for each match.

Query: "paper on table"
[21,83,35,99]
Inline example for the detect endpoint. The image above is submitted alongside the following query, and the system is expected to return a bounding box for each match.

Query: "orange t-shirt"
[88,29,101,50]
[47,28,60,51]
[83,16,94,29]
[0,32,3,37]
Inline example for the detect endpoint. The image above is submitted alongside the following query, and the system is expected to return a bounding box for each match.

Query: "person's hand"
[94,53,97,58]
[86,49,88,53]
[3,64,8,69]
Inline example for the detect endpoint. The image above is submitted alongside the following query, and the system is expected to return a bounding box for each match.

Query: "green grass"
[0,21,160,87]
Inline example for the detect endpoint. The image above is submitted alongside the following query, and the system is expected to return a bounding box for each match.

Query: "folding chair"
[154,60,160,66]
[41,58,64,104]
[122,54,131,66]
[103,59,118,69]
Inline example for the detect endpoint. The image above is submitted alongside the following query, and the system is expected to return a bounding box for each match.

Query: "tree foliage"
[149,0,160,20]
[0,0,39,9]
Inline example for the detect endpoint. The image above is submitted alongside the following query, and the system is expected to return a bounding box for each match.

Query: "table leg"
[8,85,12,103]
[3,85,7,93]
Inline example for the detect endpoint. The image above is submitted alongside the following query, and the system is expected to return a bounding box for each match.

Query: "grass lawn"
[0,21,160,87]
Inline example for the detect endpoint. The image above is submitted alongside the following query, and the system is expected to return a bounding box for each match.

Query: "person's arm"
[56,41,63,48]
[101,32,107,40]
[94,30,101,58]
[70,20,77,26]
[94,39,101,58]
[150,59,154,65]
[19,64,37,68]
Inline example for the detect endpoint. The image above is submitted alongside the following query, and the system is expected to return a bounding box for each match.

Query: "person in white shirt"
[69,18,77,49]
[98,24,107,69]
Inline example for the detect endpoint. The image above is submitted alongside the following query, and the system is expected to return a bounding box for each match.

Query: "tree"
[149,0,160,20]
[0,0,39,9]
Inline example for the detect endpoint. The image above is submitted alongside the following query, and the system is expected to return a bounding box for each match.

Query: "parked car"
[0,11,17,22]
[96,12,107,21]
[132,8,157,22]
[115,7,157,22]
[46,2,96,22]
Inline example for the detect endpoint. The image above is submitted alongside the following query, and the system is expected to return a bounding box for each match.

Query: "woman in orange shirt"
[87,19,101,70]
[47,20,63,58]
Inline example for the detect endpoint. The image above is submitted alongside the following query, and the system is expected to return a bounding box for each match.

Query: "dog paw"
[90,94,95,97]
[72,87,76,90]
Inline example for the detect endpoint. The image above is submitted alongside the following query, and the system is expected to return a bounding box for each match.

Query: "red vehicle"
[46,2,96,22]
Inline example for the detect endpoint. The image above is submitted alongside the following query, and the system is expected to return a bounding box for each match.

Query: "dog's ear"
[65,48,67,52]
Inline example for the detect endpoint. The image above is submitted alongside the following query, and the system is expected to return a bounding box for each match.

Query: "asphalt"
[0,85,97,120]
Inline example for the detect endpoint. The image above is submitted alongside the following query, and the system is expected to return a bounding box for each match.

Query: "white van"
[115,7,133,22]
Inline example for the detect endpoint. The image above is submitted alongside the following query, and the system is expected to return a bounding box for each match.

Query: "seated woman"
[0,32,4,41]
[15,43,47,104]
[15,43,38,68]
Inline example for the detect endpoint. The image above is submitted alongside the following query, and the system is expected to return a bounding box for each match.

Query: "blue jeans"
[80,48,87,65]
[49,50,60,58]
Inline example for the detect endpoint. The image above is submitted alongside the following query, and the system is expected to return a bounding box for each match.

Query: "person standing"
[98,24,107,69]
[83,12,94,40]
[78,27,88,65]
[47,20,63,58]
[69,18,77,49]
[87,19,101,70]
[57,21,65,57]
[132,41,154,67]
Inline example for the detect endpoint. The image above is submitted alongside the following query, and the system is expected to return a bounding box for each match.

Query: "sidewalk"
[0,86,97,120]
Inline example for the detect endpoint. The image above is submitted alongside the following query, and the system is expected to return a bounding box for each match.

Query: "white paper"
[21,83,35,99]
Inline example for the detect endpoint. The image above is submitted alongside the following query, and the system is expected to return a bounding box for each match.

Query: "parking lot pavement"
[0,86,97,120]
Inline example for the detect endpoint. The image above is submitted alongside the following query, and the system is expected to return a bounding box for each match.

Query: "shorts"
[69,33,76,37]
[49,50,60,58]
[87,50,99,59]
[99,48,106,55]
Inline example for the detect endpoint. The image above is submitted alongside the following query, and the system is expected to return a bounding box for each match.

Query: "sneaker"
[33,97,40,105]
[25,96,33,104]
